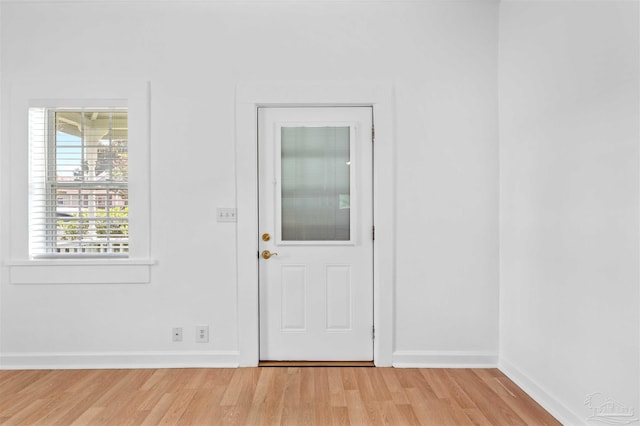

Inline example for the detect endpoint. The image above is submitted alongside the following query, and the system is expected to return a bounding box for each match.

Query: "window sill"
[6,259,155,284]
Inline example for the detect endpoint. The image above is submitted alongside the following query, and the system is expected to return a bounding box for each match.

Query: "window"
[29,108,129,258]
[8,81,151,283]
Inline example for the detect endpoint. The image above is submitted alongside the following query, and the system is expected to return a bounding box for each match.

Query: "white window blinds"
[29,108,129,257]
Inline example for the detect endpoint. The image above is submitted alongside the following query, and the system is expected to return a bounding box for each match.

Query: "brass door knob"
[261,250,278,260]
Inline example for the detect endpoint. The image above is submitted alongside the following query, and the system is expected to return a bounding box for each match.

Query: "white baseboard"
[0,350,240,370]
[499,357,585,425]
[392,350,498,368]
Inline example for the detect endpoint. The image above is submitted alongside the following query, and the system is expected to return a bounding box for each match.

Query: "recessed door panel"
[280,266,307,331]
[325,265,352,331]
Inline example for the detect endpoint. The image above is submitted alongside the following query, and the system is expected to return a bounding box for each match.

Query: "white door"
[258,107,374,361]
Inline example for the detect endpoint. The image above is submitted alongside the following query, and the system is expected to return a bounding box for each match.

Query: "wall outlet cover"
[196,325,209,343]
[172,327,183,342]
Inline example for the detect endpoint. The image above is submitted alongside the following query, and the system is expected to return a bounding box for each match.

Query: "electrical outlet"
[216,208,237,222]
[196,326,209,343]
[172,327,183,342]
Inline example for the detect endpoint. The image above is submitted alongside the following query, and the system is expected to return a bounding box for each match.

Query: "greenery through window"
[29,108,129,257]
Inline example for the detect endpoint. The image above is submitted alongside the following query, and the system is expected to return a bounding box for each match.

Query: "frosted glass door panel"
[280,126,351,242]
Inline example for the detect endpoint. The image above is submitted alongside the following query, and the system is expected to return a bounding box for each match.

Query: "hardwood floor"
[0,368,560,425]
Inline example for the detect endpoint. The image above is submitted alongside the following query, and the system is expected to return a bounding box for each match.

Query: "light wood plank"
[0,367,561,426]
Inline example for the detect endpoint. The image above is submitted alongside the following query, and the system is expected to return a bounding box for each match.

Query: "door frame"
[235,82,395,366]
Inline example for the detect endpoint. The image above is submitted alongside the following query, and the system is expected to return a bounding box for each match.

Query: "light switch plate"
[216,208,237,222]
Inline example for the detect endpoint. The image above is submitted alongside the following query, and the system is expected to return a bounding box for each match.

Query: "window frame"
[5,80,152,284]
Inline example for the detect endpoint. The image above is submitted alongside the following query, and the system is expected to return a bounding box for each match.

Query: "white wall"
[393,4,499,364]
[0,1,3,360]
[499,1,640,423]
[0,1,499,367]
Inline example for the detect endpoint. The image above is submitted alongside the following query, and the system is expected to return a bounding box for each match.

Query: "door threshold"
[259,361,374,367]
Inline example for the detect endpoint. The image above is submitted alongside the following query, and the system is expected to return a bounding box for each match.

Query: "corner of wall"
[498,358,584,425]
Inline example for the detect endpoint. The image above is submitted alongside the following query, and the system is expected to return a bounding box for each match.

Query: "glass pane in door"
[280,126,351,241]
